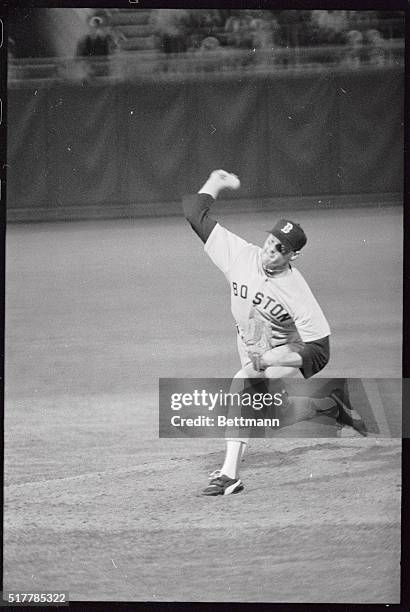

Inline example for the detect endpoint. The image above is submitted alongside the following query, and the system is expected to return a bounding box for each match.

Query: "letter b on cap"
[281,222,293,234]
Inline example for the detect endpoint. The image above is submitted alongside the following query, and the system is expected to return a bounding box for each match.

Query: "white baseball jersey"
[204,223,330,348]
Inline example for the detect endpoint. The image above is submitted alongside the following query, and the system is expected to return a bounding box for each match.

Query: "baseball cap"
[89,16,103,27]
[269,219,307,252]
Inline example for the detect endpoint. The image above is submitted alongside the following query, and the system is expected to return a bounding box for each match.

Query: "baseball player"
[183,169,366,496]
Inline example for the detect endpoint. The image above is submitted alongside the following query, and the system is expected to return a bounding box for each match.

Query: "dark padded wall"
[7,68,403,217]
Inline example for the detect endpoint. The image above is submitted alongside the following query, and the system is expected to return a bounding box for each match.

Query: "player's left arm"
[288,282,331,377]
[299,336,330,377]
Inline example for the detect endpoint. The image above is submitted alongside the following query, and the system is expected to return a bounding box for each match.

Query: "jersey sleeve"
[183,193,217,243]
[204,223,251,280]
[293,305,331,342]
[287,273,331,342]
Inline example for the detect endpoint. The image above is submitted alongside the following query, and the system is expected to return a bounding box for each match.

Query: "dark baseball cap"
[269,219,307,252]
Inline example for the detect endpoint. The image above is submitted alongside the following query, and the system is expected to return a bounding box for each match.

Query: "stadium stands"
[7,9,404,84]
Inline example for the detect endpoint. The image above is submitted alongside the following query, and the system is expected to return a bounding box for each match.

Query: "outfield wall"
[7,67,403,221]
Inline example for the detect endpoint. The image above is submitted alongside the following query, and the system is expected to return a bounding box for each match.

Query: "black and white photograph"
[3,2,405,605]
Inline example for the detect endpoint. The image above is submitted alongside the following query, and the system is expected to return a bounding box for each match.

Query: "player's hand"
[198,169,240,199]
[260,350,281,368]
[210,170,241,191]
[244,309,272,371]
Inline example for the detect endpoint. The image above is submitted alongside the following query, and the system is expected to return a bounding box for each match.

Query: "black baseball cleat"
[330,388,368,436]
[202,472,244,496]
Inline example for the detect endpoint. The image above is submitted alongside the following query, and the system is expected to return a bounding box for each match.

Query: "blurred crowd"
[149,9,402,61]
[7,9,404,82]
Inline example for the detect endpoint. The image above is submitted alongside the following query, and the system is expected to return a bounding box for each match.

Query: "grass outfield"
[4,205,402,602]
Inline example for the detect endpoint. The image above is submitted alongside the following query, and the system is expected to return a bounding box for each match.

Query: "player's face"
[261,234,294,272]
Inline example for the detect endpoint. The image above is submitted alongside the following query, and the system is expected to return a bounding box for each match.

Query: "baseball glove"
[244,309,273,371]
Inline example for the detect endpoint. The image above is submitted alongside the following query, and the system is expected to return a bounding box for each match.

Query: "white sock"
[240,443,247,461]
[221,440,247,479]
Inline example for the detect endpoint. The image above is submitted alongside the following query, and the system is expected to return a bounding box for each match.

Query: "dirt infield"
[4,205,402,602]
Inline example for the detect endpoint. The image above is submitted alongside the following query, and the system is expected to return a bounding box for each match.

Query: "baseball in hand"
[212,169,241,190]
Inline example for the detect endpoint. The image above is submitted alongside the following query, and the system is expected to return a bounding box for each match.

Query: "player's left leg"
[264,365,301,378]
[203,366,295,496]
[261,344,304,379]
[204,340,306,496]
[202,367,254,496]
